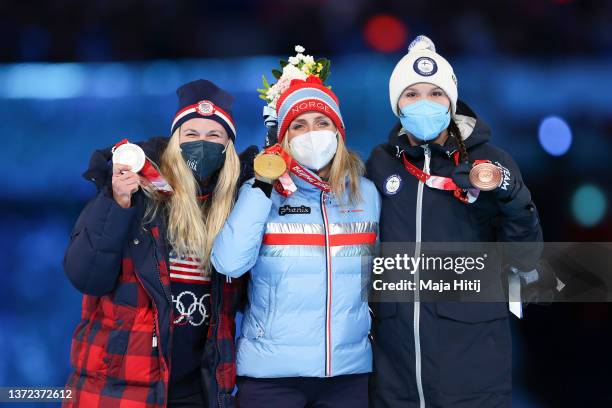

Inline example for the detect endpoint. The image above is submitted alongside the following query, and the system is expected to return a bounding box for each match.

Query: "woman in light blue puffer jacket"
[211,72,380,407]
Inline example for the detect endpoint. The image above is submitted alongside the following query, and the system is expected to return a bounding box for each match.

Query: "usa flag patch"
[169,251,211,284]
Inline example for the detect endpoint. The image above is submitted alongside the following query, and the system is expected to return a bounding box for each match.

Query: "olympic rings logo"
[172,291,210,327]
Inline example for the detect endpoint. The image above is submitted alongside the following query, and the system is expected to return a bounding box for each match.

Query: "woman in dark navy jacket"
[367,36,544,408]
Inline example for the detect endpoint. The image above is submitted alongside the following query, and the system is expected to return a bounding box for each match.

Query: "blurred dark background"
[0,1,611,407]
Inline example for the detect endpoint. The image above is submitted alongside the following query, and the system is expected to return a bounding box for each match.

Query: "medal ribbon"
[197,193,212,202]
[263,144,331,197]
[401,151,480,204]
[113,139,174,196]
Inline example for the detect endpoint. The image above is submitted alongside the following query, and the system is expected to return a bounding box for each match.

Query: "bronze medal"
[254,153,287,183]
[469,162,502,191]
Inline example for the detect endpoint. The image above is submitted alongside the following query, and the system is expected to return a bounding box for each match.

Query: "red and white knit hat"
[275,75,345,143]
[170,79,236,140]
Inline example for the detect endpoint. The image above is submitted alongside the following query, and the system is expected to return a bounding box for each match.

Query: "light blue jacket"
[211,172,381,378]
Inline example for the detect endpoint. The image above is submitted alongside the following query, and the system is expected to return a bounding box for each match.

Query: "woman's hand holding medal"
[452,160,510,194]
[253,144,288,184]
[112,163,141,208]
[111,141,153,208]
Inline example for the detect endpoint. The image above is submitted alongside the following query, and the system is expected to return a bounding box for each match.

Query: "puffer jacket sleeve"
[493,151,543,271]
[64,141,143,296]
[64,189,137,296]
[211,179,272,278]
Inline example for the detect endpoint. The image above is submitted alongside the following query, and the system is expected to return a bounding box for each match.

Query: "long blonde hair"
[145,130,240,272]
[282,131,364,205]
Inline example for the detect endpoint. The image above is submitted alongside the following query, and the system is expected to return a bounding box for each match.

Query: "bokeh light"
[363,14,408,53]
[538,115,573,156]
[571,184,607,227]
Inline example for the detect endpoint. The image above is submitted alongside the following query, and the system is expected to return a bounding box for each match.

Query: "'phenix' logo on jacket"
[279,205,311,216]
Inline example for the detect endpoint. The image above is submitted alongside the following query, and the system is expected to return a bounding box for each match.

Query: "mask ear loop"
[397,102,406,118]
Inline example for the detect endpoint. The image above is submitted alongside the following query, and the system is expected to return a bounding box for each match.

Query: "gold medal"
[254,153,287,183]
[469,162,502,191]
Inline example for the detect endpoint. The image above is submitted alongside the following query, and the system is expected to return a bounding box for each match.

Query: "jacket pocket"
[435,302,511,395]
[244,277,273,340]
[371,302,397,320]
[435,302,507,323]
[369,302,397,343]
[119,306,159,386]
[241,317,266,340]
[69,226,83,240]
[69,320,110,375]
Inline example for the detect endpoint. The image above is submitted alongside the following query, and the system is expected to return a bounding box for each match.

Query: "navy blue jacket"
[366,102,543,407]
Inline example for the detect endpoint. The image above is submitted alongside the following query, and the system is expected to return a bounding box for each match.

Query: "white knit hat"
[389,35,458,117]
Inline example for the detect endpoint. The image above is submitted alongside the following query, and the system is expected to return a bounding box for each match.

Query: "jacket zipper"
[132,264,160,351]
[320,191,333,377]
[414,145,430,408]
[147,228,173,404]
[152,320,158,348]
[131,238,166,401]
[212,272,224,408]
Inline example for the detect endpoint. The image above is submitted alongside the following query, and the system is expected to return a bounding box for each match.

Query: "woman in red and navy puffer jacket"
[63,80,256,408]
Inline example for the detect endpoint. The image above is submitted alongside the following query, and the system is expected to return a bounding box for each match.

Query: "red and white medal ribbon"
[263,144,331,197]
[112,139,173,195]
[287,161,331,193]
[402,152,479,204]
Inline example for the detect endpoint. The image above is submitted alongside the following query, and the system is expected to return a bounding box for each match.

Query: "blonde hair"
[282,131,364,205]
[145,130,240,272]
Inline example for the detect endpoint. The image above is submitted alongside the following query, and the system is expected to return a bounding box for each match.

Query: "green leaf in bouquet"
[262,75,270,89]
[280,59,289,68]
[272,69,282,79]
[320,60,331,82]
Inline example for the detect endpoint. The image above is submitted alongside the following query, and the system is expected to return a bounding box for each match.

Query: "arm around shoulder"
[211,179,273,278]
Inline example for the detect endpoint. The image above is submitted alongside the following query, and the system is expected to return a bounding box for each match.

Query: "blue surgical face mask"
[399,100,451,142]
[180,140,226,181]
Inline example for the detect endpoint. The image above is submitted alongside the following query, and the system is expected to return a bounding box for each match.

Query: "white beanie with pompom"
[389,35,458,117]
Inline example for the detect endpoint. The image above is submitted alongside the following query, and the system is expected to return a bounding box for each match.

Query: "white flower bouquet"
[258,45,331,108]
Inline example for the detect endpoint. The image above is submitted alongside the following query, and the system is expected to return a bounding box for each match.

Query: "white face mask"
[289,130,338,171]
